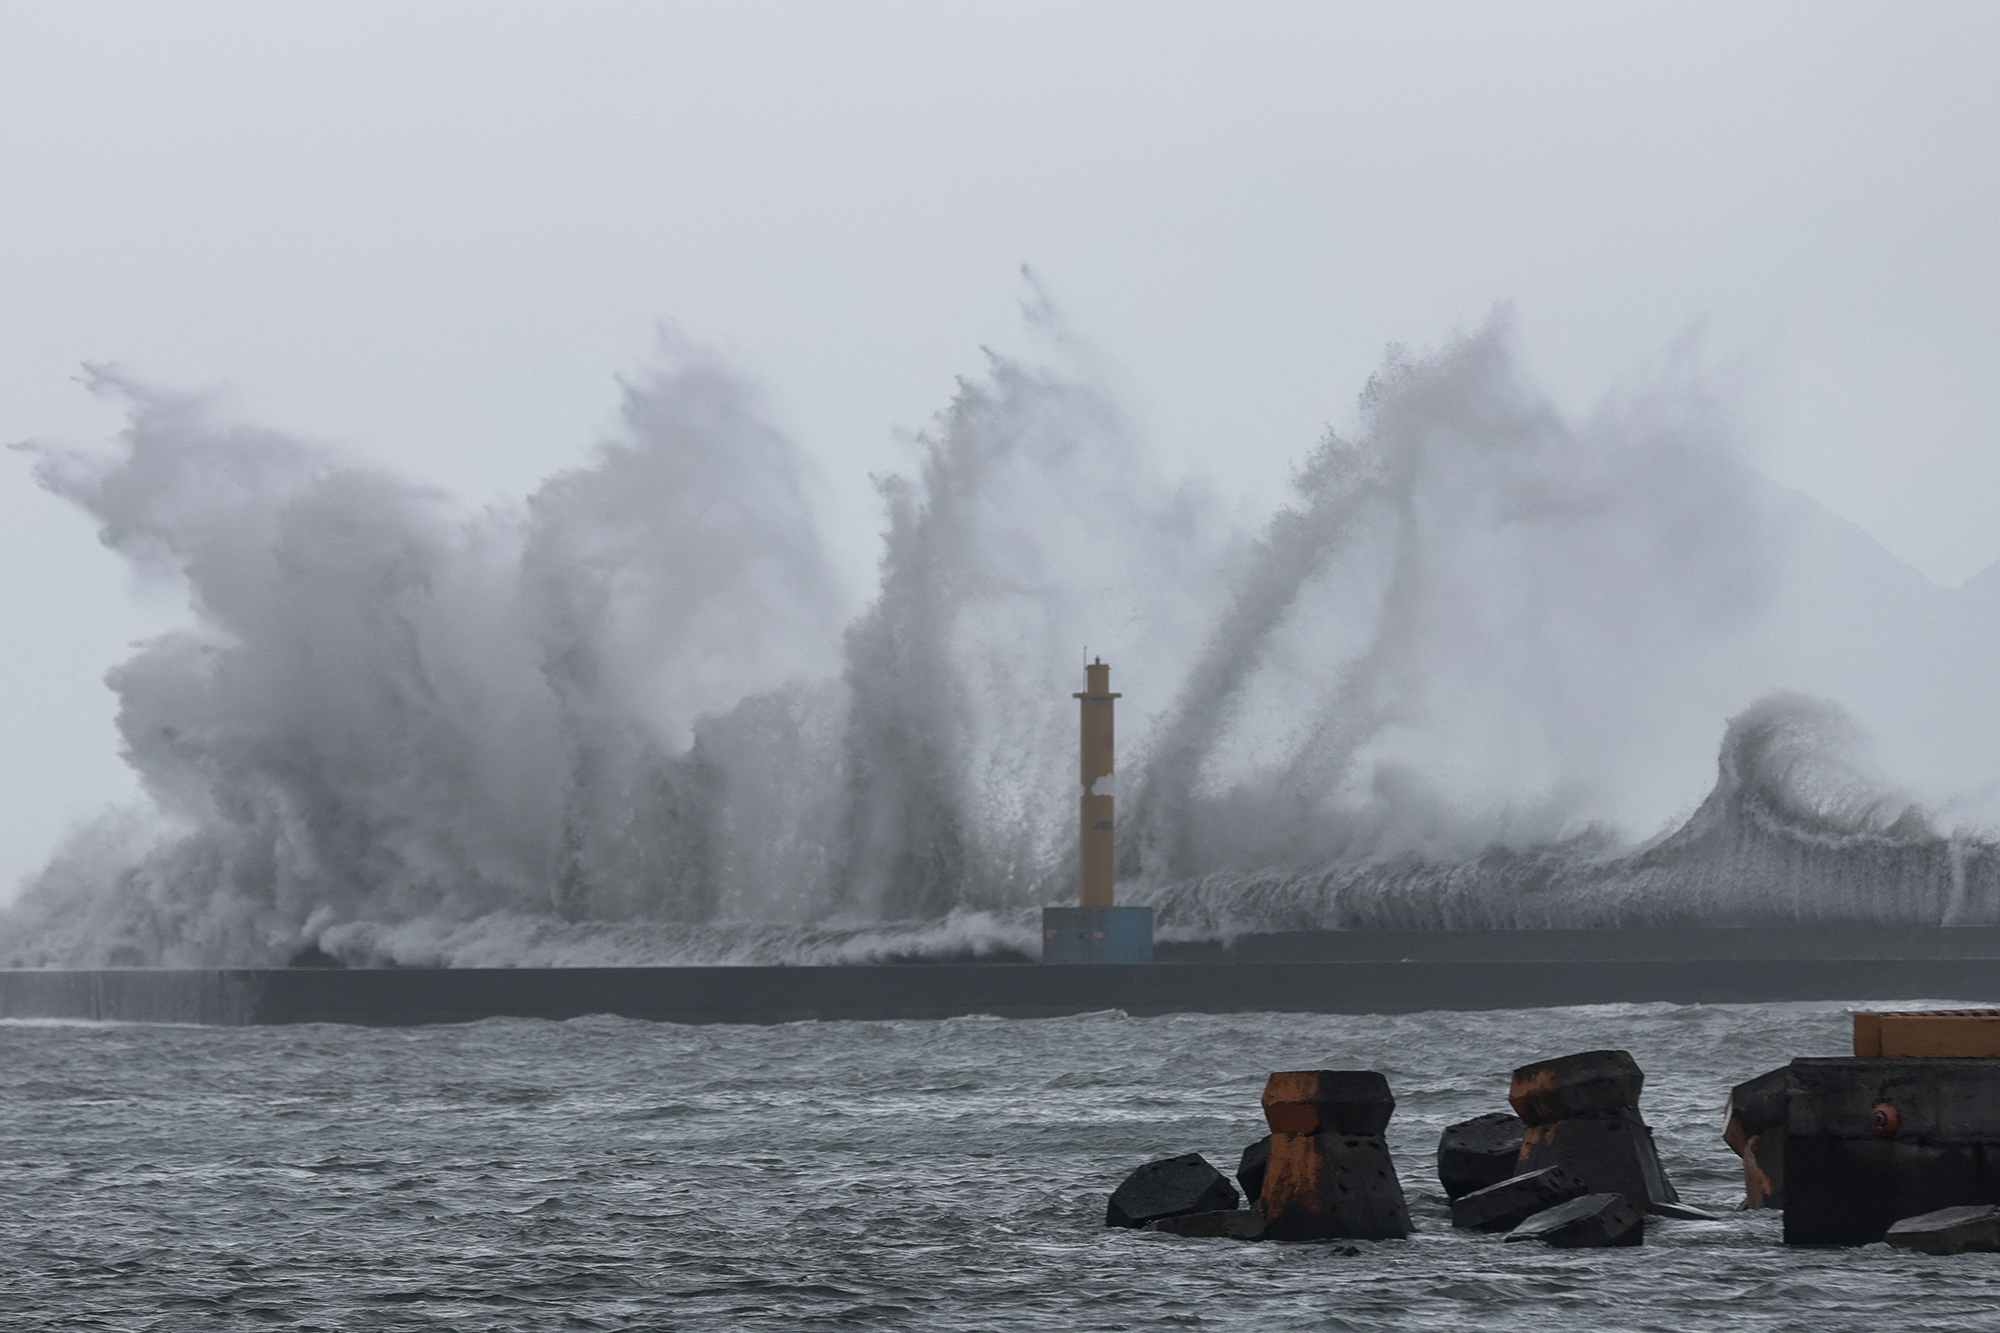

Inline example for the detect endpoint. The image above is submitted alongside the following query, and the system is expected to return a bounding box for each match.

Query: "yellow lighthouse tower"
[1077,657,1118,907]
[1041,657,1155,964]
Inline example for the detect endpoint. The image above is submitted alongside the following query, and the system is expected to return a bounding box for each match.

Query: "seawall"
[5,926,2000,1026]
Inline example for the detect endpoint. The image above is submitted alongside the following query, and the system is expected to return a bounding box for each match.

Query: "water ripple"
[0,1000,1954,1329]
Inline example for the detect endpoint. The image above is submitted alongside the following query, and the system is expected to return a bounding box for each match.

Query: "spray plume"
[4,313,1997,966]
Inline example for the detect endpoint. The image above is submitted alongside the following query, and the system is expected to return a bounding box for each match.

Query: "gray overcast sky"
[2,1,1997,895]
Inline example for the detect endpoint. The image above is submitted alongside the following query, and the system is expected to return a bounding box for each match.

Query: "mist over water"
[7,313,2000,967]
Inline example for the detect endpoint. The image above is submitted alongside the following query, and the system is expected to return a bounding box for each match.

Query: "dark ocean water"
[6,1000,2000,1331]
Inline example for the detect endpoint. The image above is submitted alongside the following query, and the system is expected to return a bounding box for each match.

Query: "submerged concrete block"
[1147,1205,1268,1240]
[1509,1050,1645,1126]
[1105,1153,1240,1228]
[1519,1106,1679,1206]
[1260,1131,1412,1241]
[1261,1070,1395,1135]
[1438,1111,1525,1199]
[1723,1066,1790,1209]
[1237,1135,1270,1203]
[1885,1204,2000,1255]
[1504,1192,1644,1248]
[1450,1165,1586,1232]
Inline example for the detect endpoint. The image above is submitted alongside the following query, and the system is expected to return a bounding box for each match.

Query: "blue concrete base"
[1041,906,1154,964]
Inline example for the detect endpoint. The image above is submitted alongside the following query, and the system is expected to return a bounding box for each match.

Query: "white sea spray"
[6,312,1997,966]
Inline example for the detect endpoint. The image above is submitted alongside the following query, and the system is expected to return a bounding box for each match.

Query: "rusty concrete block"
[1736,1129,1785,1210]
[1105,1153,1240,1228]
[1724,1066,1790,1210]
[1438,1111,1524,1199]
[1725,1066,1791,1143]
[1260,1070,1395,1135]
[1519,1107,1679,1206]
[1509,1050,1644,1126]
[1260,1130,1411,1241]
[1503,1192,1644,1247]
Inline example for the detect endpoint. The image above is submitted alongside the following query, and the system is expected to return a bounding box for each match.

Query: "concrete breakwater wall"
[1153,924,2000,964]
[5,930,2000,1027]
[0,968,271,1025]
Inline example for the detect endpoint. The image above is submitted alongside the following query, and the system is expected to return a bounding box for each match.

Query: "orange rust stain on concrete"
[1508,1069,1563,1124]
[1723,1110,1750,1159]
[1261,1072,1333,1134]
[1258,1131,1322,1219]
[1516,1120,1558,1163]
[1741,1133,1782,1209]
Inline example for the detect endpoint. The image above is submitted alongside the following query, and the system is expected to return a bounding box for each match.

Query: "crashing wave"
[5,309,1998,967]
[1142,693,1998,936]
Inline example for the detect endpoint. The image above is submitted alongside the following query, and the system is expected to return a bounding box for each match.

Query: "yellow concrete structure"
[1074,659,1120,907]
[1853,1009,2000,1057]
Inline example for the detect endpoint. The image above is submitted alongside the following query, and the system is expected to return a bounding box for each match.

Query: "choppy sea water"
[6,1000,2000,1331]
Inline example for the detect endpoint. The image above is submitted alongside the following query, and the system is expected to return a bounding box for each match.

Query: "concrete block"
[1105,1153,1240,1228]
[1786,1057,2000,1143]
[1783,1055,2000,1243]
[1725,1067,1791,1140]
[1260,1131,1412,1241]
[1519,1107,1679,1206]
[1042,906,1153,964]
[1449,1165,1586,1232]
[1237,1135,1270,1203]
[1503,1192,1644,1247]
[1509,1049,1644,1125]
[1885,1204,2000,1255]
[1724,1066,1791,1210]
[1261,1070,1395,1135]
[1438,1111,1524,1199]
[1735,1129,1785,1210]
[1147,1206,1268,1240]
